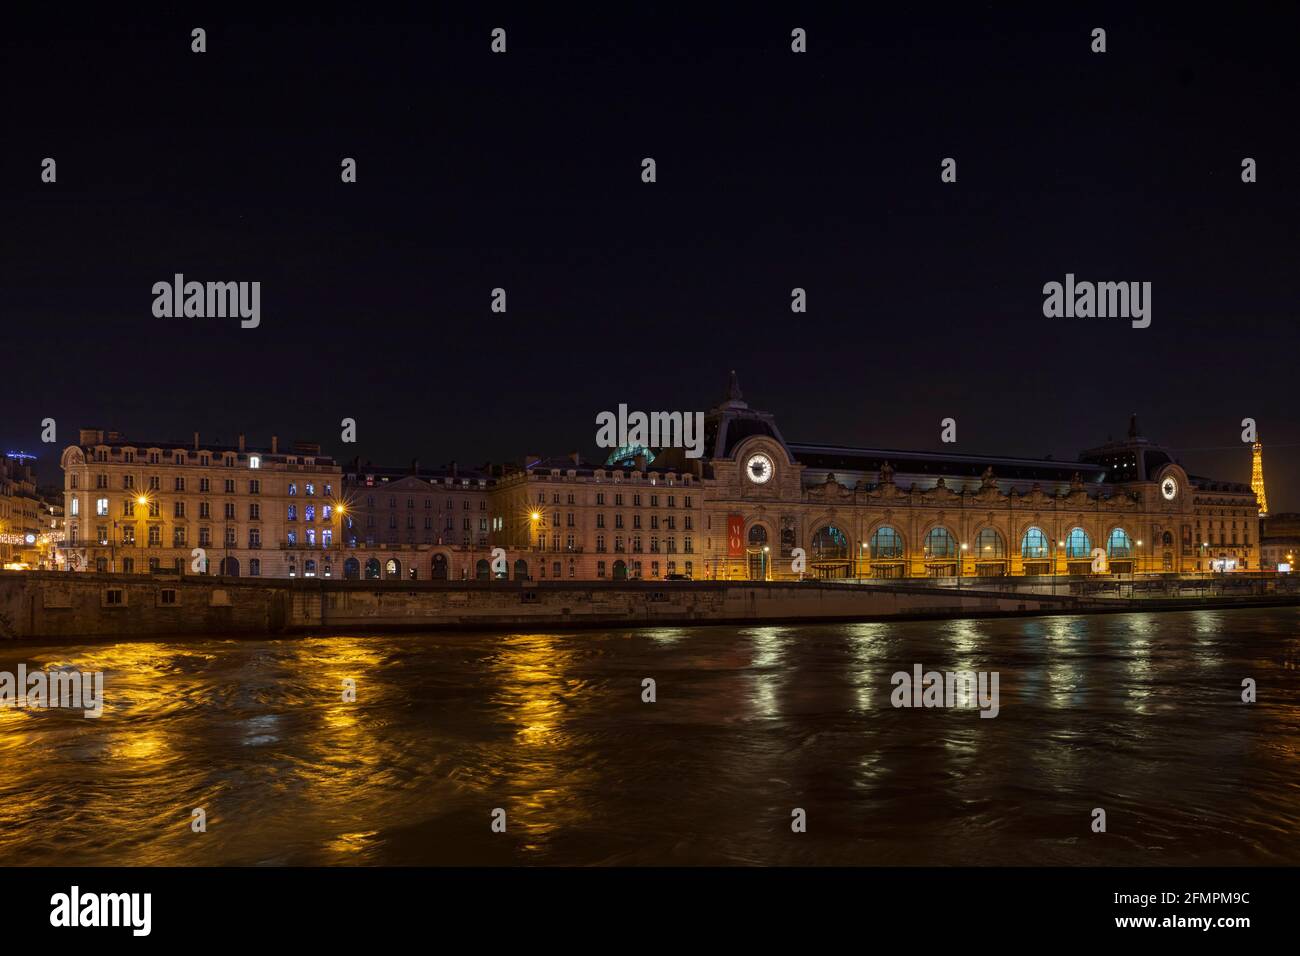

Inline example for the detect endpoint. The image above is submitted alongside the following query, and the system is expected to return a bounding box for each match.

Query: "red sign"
[727,515,745,557]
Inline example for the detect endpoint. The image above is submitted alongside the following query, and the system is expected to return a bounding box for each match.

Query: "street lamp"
[762,544,770,581]
[136,494,149,573]
[958,542,968,592]
[1055,539,1065,598]
[1134,539,1143,602]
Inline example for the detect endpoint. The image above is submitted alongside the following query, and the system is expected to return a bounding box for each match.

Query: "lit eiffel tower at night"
[1251,435,1269,516]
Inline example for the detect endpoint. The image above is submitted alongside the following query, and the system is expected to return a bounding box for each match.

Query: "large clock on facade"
[746,453,774,484]
[1161,477,1177,500]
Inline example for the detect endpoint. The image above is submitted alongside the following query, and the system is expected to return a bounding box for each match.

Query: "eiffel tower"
[1251,436,1269,516]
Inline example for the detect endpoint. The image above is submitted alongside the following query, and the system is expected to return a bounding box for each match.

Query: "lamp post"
[1134,539,1143,603]
[334,504,346,578]
[762,544,770,581]
[958,541,968,592]
[1055,539,1064,598]
[136,494,149,574]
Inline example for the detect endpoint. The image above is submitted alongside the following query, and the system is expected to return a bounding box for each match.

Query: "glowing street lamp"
[132,494,151,573]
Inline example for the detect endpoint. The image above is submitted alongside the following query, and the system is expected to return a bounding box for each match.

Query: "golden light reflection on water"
[483,633,599,854]
[1,611,1297,866]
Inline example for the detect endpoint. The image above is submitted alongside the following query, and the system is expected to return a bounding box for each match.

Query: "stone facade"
[54,376,1262,581]
[60,429,342,578]
[0,455,42,568]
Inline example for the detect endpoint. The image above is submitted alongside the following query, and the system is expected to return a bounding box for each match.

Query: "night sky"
[5,6,1299,509]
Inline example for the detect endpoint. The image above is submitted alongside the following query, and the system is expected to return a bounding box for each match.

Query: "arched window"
[924,527,956,558]
[386,559,401,578]
[475,559,490,580]
[975,528,1005,558]
[1021,527,1049,558]
[364,558,381,579]
[1065,527,1092,559]
[869,526,903,559]
[1107,528,1132,558]
[810,525,849,560]
[748,525,768,546]
[344,557,360,579]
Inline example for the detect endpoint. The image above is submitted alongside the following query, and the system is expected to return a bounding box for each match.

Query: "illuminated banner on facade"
[727,515,744,557]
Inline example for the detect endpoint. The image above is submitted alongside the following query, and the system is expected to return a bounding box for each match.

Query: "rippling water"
[2,608,1298,866]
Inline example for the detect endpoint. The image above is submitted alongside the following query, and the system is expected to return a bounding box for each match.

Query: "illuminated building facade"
[1260,513,1300,571]
[337,460,499,580]
[489,453,703,581]
[1,454,42,568]
[60,429,342,578]
[54,382,1262,581]
[656,375,1261,580]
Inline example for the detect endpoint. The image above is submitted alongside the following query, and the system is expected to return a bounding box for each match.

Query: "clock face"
[746,453,774,485]
[1161,477,1177,501]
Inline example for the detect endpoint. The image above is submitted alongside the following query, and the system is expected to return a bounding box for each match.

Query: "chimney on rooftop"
[193,431,199,450]
[570,451,581,466]
[451,460,458,477]
[412,458,419,474]
[238,433,246,453]
[271,435,279,454]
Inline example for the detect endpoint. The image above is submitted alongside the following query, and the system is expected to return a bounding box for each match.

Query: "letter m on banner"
[727,515,745,558]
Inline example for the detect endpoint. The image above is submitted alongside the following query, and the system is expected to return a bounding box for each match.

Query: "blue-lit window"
[288,483,297,496]
[287,504,296,521]
[869,526,903,559]
[924,527,956,558]
[1021,527,1049,559]
[1107,528,1132,558]
[1066,527,1092,559]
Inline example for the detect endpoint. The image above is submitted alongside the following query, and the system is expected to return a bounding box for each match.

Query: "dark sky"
[4,6,1299,509]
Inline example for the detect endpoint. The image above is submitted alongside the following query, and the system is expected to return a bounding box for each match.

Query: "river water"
[1,608,1297,866]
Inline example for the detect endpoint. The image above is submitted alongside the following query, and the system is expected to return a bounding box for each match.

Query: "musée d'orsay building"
[59,373,1261,582]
